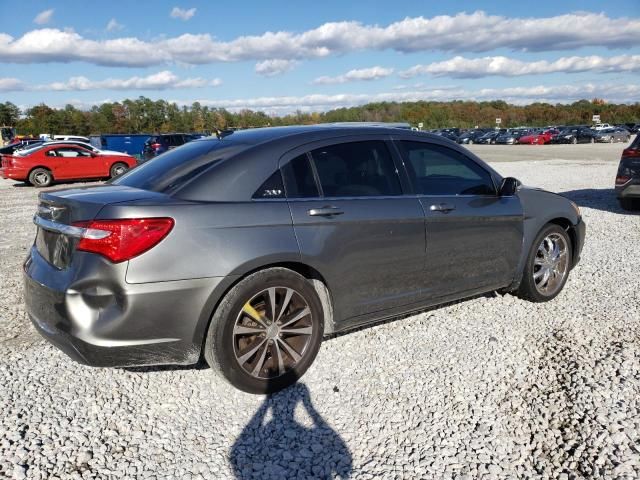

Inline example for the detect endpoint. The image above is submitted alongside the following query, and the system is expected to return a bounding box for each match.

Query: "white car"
[13,140,127,157]
[592,123,612,131]
[52,135,91,143]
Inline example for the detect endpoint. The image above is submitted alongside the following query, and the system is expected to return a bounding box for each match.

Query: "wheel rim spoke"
[251,342,270,377]
[276,288,294,323]
[280,326,313,335]
[234,324,265,335]
[273,339,285,376]
[237,337,267,365]
[267,287,277,323]
[279,307,310,328]
[278,338,302,363]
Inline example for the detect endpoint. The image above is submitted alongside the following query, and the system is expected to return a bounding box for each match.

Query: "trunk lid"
[34,185,167,269]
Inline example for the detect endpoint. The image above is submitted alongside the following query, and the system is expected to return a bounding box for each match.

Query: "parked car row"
[425,124,635,146]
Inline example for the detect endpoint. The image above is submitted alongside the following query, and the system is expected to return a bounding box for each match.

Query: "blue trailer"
[89,134,151,159]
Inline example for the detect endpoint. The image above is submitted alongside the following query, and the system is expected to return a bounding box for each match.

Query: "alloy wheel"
[34,172,49,185]
[113,165,127,176]
[233,287,314,379]
[533,233,569,296]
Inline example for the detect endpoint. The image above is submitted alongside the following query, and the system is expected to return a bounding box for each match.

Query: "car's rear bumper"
[615,180,640,198]
[0,166,27,180]
[24,246,223,367]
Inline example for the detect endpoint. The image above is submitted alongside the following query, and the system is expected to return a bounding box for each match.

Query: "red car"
[518,129,560,145]
[0,144,137,187]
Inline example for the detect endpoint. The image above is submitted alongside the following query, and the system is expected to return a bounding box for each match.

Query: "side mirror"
[90,152,97,157]
[500,177,520,196]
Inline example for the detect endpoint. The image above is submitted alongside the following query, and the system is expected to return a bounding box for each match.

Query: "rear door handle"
[429,203,456,213]
[308,206,344,217]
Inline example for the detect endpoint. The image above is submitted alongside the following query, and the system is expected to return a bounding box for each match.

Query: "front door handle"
[429,203,456,213]
[308,206,344,217]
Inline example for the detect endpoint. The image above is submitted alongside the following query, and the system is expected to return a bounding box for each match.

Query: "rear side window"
[112,140,241,194]
[399,141,496,196]
[281,154,319,198]
[309,141,401,197]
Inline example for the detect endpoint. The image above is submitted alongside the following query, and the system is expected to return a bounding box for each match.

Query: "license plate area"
[35,227,76,269]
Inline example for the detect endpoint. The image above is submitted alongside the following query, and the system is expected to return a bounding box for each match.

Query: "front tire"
[204,268,324,394]
[28,168,53,188]
[516,224,572,302]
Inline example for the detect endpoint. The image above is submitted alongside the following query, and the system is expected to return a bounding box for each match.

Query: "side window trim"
[306,152,324,198]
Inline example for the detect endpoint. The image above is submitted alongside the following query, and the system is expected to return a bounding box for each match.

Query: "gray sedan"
[594,127,631,143]
[24,126,585,393]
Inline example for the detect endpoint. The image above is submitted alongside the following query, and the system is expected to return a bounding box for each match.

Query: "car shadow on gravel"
[559,188,639,214]
[230,383,352,479]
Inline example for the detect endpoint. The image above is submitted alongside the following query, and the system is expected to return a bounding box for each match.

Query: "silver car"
[24,126,585,393]
[594,128,631,143]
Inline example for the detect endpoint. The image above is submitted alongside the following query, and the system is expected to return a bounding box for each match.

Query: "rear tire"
[28,168,52,188]
[619,198,639,211]
[110,162,128,178]
[516,224,573,303]
[204,268,324,394]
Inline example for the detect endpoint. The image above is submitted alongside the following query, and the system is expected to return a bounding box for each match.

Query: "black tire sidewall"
[519,224,573,302]
[206,268,324,394]
[29,168,52,187]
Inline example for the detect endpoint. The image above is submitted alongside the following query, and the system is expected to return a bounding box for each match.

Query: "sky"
[0,0,639,115]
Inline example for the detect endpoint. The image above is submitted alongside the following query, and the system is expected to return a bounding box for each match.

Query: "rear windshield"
[112,140,242,194]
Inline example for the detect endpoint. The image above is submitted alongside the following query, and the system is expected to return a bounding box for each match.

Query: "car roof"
[192,124,435,147]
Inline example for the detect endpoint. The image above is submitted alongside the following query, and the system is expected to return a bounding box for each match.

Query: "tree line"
[0,97,638,136]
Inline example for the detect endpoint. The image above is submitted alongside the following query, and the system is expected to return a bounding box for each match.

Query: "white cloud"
[0,71,221,92]
[255,59,298,77]
[401,54,640,79]
[33,9,54,25]
[170,7,196,21]
[0,78,25,91]
[106,19,124,32]
[35,82,640,114]
[1,12,639,67]
[313,66,394,84]
[171,82,640,113]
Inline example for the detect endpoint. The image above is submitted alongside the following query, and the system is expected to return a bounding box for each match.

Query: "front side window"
[399,141,496,196]
[47,147,90,158]
[309,141,402,197]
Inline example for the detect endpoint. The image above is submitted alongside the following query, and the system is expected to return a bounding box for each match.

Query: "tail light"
[72,218,174,263]
[152,143,162,150]
[622,148,640,158]
[616,175,631,185]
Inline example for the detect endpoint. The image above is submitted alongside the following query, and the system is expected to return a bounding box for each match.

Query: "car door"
[283,137,426,324]
[53,146,102,178]
[395,140,523,299]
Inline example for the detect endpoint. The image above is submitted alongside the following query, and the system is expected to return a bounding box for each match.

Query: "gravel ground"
[1,143,639,479]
